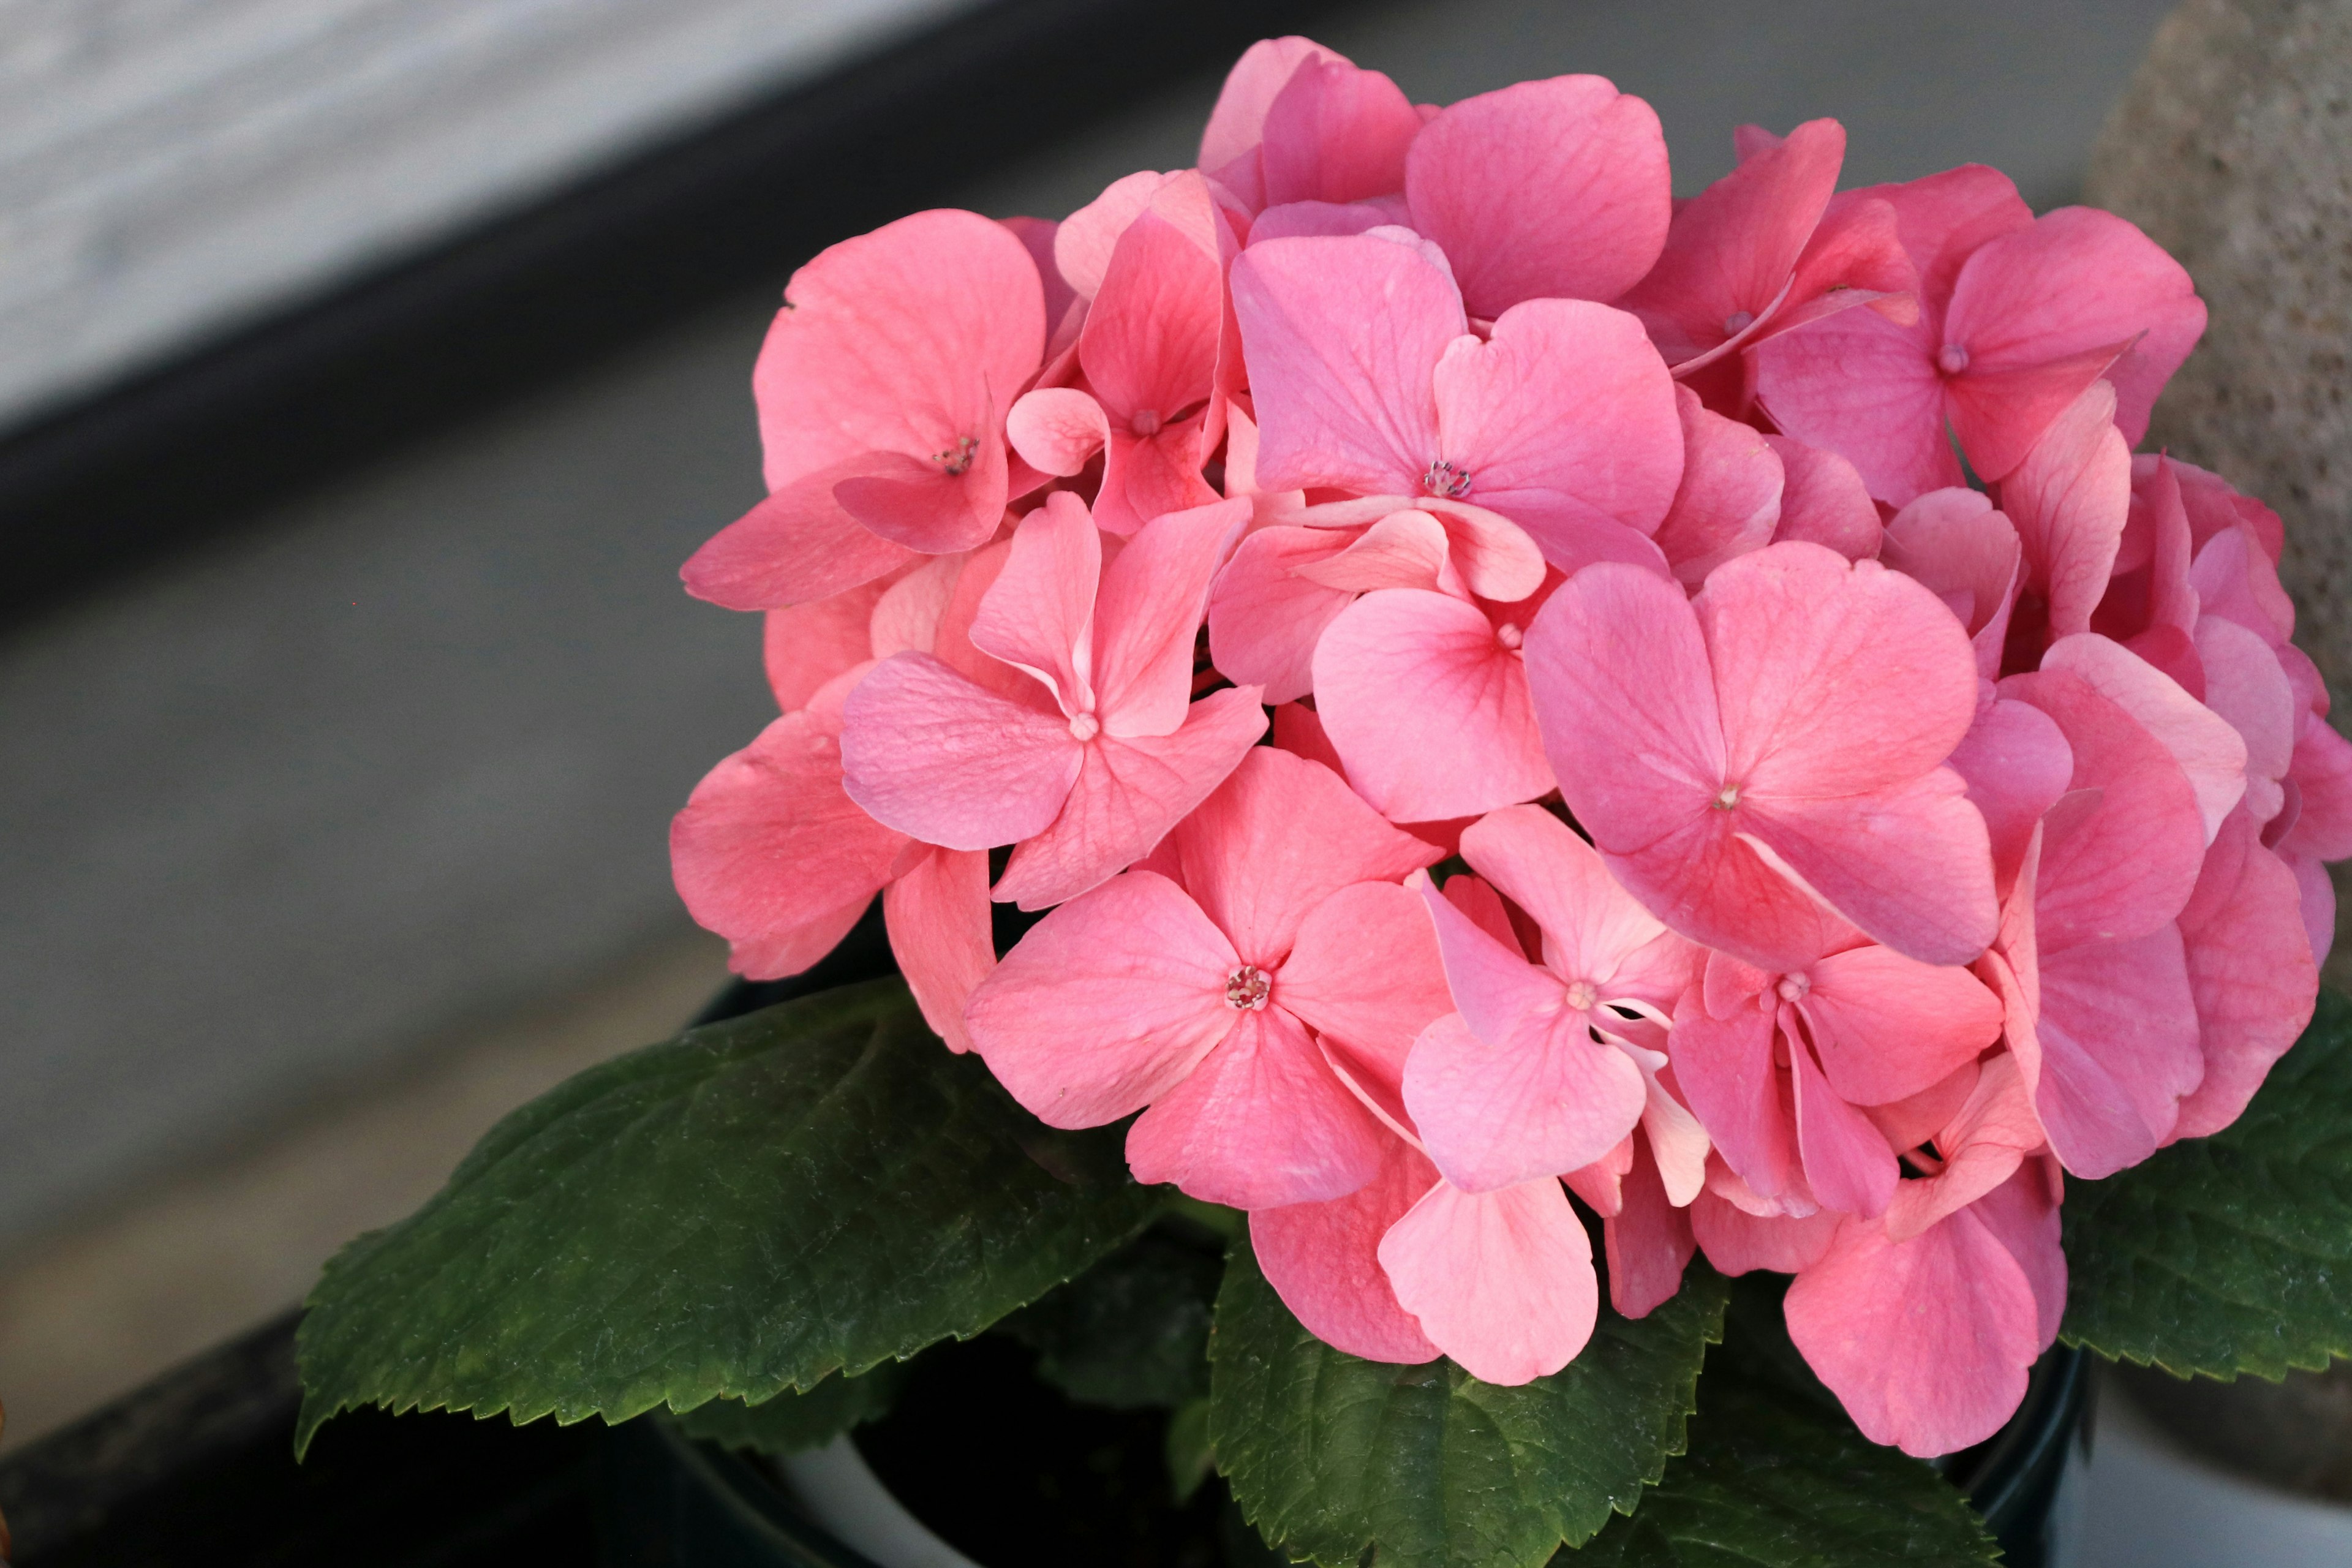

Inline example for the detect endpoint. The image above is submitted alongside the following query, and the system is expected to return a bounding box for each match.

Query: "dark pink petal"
[1128,1003,1390,1207]
[1784,1206,2041,1457]
[1405,75,1670,315]
[1231,235,1460,496]
[1885,1054,2043,1240]
[1170,747,1439,967]
[2172,809,2318,1140]
[1763,436,1882,560]
[1864,164,2033,305]
[1458,805,1672,991]
[1950,695,2075,897]
[1314,589,1554,821]
[1670,990,1806,1204]
[1878,488,2021,679]
[970,492,1099,715]
[1751,305,1954,505]
[1250,200,1396,241]
[1093,498,1250,735]
[1417,873,1568,1045]
[1690,1187,1839,1274]
[1617,118,1845,365]
[1084,211,1224,428]
[833,445,1010,555]
[1207,526,1355,704]
[671,713,908,978]
[1259,58,1421,208]
[1602,1134,1696,1319]
[1199,37,1344,183]
[1276,881,1455,1074]
[1970,1161,2067,1353]
[839,653,1080,850]
[683,462,919,610]
[762,579,891,711]
[1943,206,2204,450]
[2041,633,2248,845]
[1997,380,2132,639]
[1788,1030,1898,1218]
[2284,710,2352,861]
[1433,298,1685,554]
[1098,422,1223,538]
[1652,386,1785,587]
[884,846,993,1052]
[993,685,1268,909]
[1802,944,2003,1106]
[1738,772,1998,967]
[1251,1139,1442,1364]
[1378,1176,1599,1384]
[2036,924,2200,1177]
[963,869,1235,1123]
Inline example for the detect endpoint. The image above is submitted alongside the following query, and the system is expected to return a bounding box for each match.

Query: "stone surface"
[2086,0,2352,707]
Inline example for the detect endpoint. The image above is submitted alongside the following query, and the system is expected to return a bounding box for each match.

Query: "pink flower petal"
[1280,880,1457,1098]
[1167,746,1440,967]
[993,685,1268,910]
[2042,633,2248,843]
[1404,75,1670,315]
[2197,616,2297,821]
[1055,170,1177,301]
[1379,1176,1599,1384]
[963,869,1236,1124]
[1653,385,1784,586]
[1199,38,1346,189]
[1878,488,2021,679]
[1093,498,1250,734]
[1998,380,2132,640]
[1206,525,1355,704]
[1006,386,1110,477]
[1885,1054,2043,1240]
[1084,210,1225,430]
[763,579,892,712]
[1432,298,1684,554]
[1948,696,2075,895]
[839,653,1080,850]
[1801,944,2003,1107]
[2172,807,2318,1140]
[2036,924,2200,1176]
[833,446,1010,555]
[1752,305,1954,505]
[671,713,909,978]
[1788,1027,1898,1218]
[1417,872,1588,1046]
[1314,588,1554,821]
[1785,1205,2041,1457]
[1762,435,1882,560]
[1294,509,1451,593]
[683,461,921,610]
[1259,57,1421,208]
[884,845,993,1054]
[1457,805,1671,990]
[1602,1134,1696,1319]
[1404,1005,1648,1194]
[1128,1002,1390,1207]
[1251,1139,1443,1364]
[1689,1188,1838,1274]
[1670,985,1807,1205]
[970,492,1099,715]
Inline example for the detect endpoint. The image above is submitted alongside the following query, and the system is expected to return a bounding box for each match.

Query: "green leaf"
[1210,1240,1726,1568]
[672,1360,910,1455]
[998,1229,1222,1409]
[296,979,1161,1452]
[2061,987,2352,1379]
[1568,1278,1997,1567]
[1166,1395,1215,1503]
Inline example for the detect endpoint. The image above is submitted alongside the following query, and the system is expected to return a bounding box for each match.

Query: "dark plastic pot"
[597,913,2095,1567]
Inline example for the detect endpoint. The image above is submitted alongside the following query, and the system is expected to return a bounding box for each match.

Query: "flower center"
[1130,409,1163,437]
[1713,785,1740,810]
[1068,711,1100,741]
[1224,965,1272,1011]
[1936,343,1970,376]
[1776,973,1811,1003]
[1423,459,1473,499]
[1564,979,1599,1011]
[934,435,980,475]
[1722,309,1755,336]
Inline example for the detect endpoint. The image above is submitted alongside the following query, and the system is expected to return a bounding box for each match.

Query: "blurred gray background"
[0,0,2184,1446]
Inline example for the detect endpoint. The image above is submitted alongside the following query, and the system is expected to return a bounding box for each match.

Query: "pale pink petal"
[1788,1031,1898,1218]
[993,685,1269,909]
[1604,1135,1697,1317]
[2036,924,2201,1177]
[1251,1139,1443,1363]
[2285,710,2352,861]
[1949,696,2076,897]
[1762,436,1880,560]
[1972,1161,2067,1352]
[1417,874,1583,1046]
[1093,498,1250,734]
[1417,499,1550,601]
[1250,199,1397,241]
[671,713,908,978]
[1999,380,2132,639]
[963,869,1235,1124]
[1785,1207,2041,1457]
[839,653,1080,849]
[1431,298,1685,552]
[1006,386,1110,477]
[763,580,891,711]
[1379,1176,1597,1384]
[2172,808,2319,1140]
[1877,488,2021,679]
[1199,39,1344,184]
[1404,75,1670,315]
[1259,58,1421,208]
[1751,306,1955,505]
[1690,1187,1839,1274]
[1642,1062,1714,1204]
[1801,944,2003,1106]
[1458,805,1670,988]
[1668,992,1806,1204]
[1651,386,1784,587]
[1620,807,1859,971]
[867,554,963,660]
[1128,1003,1389,1207]
[970,492,1099,714]
[684,462,919,611]
[1084,209,1224,427]
[1277,880,1455,1074]
[2198,616,2297,822]
[1943,206,2204,451]
[1170,747,1440,966]
[1404,1004,1648,1194]
[1230,235,1460,496]
[883,846,993,1054]
[1207,525,1355,704]
[1314,589,1553,821]
[1295,509,1451,592]
[2043,633,2248,842]
[1885,1054,2042,1240]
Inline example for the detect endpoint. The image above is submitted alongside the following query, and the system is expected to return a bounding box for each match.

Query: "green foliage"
[1210,1242,1725,1568]
[998,1229,1222,1409]
[1567,1277,1997,1567]
[296,979,1160,1452]
[1165,1395,1215,1503]
[673,1360,910,1455]
[2062,988,2352,1379]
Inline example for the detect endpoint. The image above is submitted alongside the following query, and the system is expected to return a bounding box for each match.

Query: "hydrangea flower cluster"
[670,36,2352,1458]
